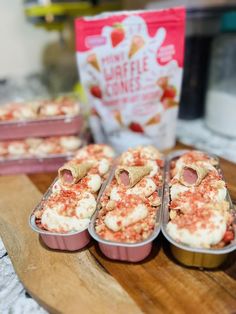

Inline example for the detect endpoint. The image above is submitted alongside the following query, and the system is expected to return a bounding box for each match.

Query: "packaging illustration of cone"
[114,111,123,125]
[145,114,161,126]
[115,165,152,188]
[87,53,100,71]
[128,35,145,58]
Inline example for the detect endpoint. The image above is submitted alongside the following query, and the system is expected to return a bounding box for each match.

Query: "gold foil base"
[171,245,228,269]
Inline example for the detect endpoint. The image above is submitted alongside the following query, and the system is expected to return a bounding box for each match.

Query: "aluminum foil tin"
[88,165,164,262]
[0,115,84,141]
[29,179,91,251]
[161,150,236,268]
[0,154,73,175]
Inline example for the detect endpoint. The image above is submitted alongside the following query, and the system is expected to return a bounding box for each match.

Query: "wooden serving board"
[1,144,236,313]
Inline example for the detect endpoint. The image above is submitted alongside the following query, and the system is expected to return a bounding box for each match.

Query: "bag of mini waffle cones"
[75,7,185,152]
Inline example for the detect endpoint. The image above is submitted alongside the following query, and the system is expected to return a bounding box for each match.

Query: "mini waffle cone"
[58,162,93,186]
[115,165,152,188]
[179,164,208,187]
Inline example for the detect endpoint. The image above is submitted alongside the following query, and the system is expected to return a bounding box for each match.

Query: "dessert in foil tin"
[34,144,115,234]
[95,146,163,243]
[167,151,234,249]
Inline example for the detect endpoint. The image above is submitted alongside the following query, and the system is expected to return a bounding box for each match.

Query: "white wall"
[0,0,58,78]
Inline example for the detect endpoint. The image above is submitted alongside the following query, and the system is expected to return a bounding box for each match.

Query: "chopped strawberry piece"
[111,25,125,47]
[129,122,144,133]
[90,85,102,99]
[161,85,176,101]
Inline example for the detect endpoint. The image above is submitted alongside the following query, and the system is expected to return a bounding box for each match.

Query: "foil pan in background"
[161,149,236,269]
[0,115,84,141]
[0,94,85,140]
[88,164,164,262]
[0,154,73,175]
[0,135,88,175]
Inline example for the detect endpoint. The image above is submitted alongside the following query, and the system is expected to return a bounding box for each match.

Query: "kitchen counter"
[0,142,236,314]
[177,119,236,164]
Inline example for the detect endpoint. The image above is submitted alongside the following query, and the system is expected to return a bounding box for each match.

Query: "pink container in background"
[0,115,84,140]
[29,180,91,251]
[0,155,73,175]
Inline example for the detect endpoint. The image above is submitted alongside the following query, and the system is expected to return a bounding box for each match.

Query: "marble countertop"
[0,238,47,314]
[176,119,236,164]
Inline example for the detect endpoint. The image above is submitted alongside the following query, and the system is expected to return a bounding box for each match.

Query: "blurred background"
[1,0,236,162]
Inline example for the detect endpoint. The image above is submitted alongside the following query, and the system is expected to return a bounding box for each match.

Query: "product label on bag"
[75,8,185,152]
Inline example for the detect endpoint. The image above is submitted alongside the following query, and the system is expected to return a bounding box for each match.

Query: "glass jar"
[205,12,236,137]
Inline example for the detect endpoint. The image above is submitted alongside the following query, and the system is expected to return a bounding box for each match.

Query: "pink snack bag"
[75,7,185,152]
